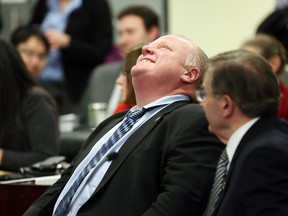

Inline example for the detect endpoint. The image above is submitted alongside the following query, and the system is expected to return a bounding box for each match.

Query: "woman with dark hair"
[11,25,49,80]
[0,39,59,171]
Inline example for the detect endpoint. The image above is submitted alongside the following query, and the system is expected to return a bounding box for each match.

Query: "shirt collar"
[129,94,190,112]
[226,117,259,168]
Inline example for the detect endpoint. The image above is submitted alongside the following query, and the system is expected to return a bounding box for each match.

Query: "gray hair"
[181,36,208,89]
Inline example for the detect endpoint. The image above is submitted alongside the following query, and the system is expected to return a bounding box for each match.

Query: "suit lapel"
[226,118,268,180]
[94,101,189,194]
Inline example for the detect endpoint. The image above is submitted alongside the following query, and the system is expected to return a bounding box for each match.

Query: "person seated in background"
[0,39,59,171]
[240,34,288,121]
[256,6,288,86]
[106,5,160,114]
[29,0,113,114]
[80,5,160,123]
[202,50,288,216]
[24,35,223,216]
[10,25,49,80]
[113,44,143,114]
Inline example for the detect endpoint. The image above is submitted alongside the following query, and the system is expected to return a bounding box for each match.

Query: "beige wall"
[168,0,275,57]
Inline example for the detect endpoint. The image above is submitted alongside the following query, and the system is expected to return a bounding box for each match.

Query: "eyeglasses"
[18,48,47,61]
[196,89,206,103]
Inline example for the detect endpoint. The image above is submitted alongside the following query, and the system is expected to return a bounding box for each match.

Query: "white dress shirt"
[226,118,259,170]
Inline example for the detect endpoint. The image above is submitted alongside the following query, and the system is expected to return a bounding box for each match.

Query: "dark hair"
[0,39,56,143]
[257,7,288,56]
[10,25,49,54]
[207,50,280,118]
[118,5,159,32]
[123,43,144,105]
[241,34,287,75]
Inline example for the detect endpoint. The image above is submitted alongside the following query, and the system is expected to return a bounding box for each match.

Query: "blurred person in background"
[113,44,143,114]
[80,5,160,123]
[29,0,113,114]
[11,25,49,81]
[0,39,59,171]
[256,3,288,86]
[106,5,160,114]
[117,5,159,57]
[241,34,288,121]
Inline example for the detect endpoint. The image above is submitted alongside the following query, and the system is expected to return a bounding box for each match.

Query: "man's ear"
[268,55,281,75]
[221,95,235,118]
[181,67,200,83]
[148,25,160,41]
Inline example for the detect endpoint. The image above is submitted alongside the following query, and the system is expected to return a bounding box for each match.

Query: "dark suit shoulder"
[162,103,209,129]
[239,117,288,152]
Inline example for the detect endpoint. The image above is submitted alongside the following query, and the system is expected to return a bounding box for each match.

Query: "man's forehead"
[118,15,145,27]
[150,35,191,49]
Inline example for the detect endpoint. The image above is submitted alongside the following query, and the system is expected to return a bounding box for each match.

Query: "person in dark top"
[0,39,59,171]
[202,50,288,216]
[29,0,113,114]
[11,25,49,80]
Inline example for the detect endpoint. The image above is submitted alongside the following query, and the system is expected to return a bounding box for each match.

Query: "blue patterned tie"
[54,108,146,216]
[205,149,229,216]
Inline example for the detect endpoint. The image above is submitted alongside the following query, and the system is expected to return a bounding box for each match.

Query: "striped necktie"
[53,108,146,216]
[205,149,229,216]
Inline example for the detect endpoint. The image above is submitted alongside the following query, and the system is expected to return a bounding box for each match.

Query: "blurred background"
[0,0,274,57]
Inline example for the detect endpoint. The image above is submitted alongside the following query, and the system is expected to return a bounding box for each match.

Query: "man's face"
[118,14,150,54]
[131,35,190,89]
[17,36,47,79]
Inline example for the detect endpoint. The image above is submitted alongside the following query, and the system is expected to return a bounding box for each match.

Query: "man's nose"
[142,45,154,55]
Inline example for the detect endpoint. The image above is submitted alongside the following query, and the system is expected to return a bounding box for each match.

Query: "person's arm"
[240,145,288,215]
[0,94,59,171]
[143,107,224,216]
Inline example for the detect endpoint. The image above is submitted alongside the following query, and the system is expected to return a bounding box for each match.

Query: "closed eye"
[159,44,172,51]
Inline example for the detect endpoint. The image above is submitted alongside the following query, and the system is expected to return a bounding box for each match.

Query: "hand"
[45,29,71,50]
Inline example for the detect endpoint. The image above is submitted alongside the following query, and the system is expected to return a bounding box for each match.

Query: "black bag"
[20,156,69,177]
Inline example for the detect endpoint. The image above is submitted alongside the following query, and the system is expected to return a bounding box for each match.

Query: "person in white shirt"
[201,50,288,216]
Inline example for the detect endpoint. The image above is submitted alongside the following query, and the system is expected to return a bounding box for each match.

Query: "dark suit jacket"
[29,0,113,103]
[24,101,224,216]
[213,117,288,216]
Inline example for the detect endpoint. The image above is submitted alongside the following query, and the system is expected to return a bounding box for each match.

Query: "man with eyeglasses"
[202,50,288,216]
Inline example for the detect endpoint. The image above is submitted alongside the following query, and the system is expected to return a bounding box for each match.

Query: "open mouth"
[141,58,155,63]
